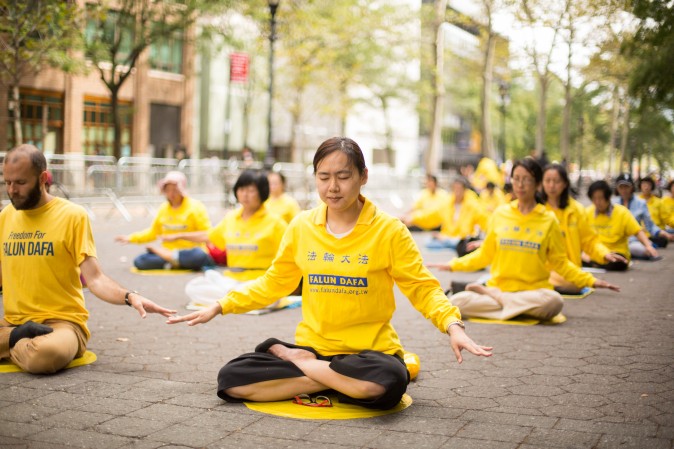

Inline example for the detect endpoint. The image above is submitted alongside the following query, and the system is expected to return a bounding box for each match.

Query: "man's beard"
[10,179,42,210]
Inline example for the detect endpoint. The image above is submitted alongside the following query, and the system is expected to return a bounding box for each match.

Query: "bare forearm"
[86,274,131,306]
[636,231,653,249]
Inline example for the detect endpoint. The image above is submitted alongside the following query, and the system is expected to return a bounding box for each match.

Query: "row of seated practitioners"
[407,160,673,321]
[115,170,302,307]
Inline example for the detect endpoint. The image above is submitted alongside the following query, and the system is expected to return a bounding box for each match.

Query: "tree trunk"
[535,75,548,158]
[339,81,348,136]
[426,0,448,173]
[111,88,122,159]
[607,85,619,176]
[381,96,394,167]
[480,4,496,159]
[289,87,303,163]
[618,96,630,174]
[560,26,573,164]
[11,85,23,146]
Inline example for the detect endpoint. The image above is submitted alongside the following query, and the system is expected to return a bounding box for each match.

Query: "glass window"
[82,97,133,156]
[5,89,64,152]
[85,7,134,65]
[149,27,183,74]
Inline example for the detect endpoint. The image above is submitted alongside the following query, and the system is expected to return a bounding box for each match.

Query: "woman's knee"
[539,291,563,320]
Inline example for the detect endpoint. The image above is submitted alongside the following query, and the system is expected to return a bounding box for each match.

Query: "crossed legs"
[449,284,564,321]
[226,344,385,402]
[0,319,87,374]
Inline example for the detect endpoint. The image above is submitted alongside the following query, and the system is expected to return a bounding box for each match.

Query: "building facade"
[1,0,195,159]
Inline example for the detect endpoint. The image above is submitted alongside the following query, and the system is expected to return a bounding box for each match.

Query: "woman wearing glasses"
[429,158,619,321]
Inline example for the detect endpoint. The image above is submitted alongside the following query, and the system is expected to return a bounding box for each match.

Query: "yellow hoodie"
[439,195,489,239]
[545,198,610,266]
[128,197,211,251]
[218,196,462,357]
[662,196,674,228]
[585,203,642,260]
[639,194,667,228]
[449,201,595,291]
[410,188,451,230]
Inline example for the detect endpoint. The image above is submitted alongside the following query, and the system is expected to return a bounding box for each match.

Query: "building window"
[84,8,134,65]
[150,28,183,74]
[82,96,133,156]
[6,89,64,153]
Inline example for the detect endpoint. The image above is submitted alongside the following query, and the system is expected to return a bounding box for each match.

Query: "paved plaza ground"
[1,209,673,449]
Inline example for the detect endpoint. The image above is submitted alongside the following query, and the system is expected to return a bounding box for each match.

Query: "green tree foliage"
[0,0,82,146]
[626,0,674,109]
[83,0,227,159]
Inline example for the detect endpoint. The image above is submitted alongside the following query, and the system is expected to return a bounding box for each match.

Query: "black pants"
[650,235,669,249]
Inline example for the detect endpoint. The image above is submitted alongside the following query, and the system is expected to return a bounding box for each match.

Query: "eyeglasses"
[511,177,535,186]
[292,394,333,407]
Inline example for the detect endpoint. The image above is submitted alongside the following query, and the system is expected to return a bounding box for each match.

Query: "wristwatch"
[124,290,138,307]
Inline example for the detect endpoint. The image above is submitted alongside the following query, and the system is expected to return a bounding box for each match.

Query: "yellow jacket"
[129,197,211,251]
[449,201,595,291]
[585,203,642,260]
[265,193,301,224]
[480,187,506,213]
[545,198,610,266]
[662,197,674,228]
[440,196,488,239]
[410,188,451,230]
[219,196,462,357]
[208,206,287,281]
[639,194,667,228]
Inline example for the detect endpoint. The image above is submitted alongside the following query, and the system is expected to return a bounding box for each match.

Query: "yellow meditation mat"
[131,267,194,275]
[560,287,594,299]
[466,313,567,326]
[244,393,413,420]
[0,350,97,373]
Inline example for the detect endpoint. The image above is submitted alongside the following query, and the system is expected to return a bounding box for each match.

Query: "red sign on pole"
[229,52,249,84]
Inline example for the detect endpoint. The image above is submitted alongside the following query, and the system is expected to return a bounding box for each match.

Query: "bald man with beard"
[0,144,175,374]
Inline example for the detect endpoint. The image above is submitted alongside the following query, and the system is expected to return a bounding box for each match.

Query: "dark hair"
[541,163,571,209]
[7,144,47,176]
[588,180,612,202]
[313,137,366,176]
[426,173,438,184]
[639,177,655,190]
[667,179,674,191]
[511,158,544,204]
[269,171,287,186]
[233,170,270,202]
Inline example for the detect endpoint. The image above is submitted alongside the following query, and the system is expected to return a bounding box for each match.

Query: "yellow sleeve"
[547,220,595,288]
[472,202,489,233]
[218,222,302,314]
[576,206,610,263]
[389,222,462,331]
[128,209,163,243]
[449,223,497,272]
[208,217,228,250]
[192,201,212,231]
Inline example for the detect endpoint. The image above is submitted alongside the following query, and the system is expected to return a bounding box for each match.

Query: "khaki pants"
[450,288,563,321]
[0,319,87,374]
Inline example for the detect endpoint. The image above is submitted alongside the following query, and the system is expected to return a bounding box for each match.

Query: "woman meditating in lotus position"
[168,137,492,410]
